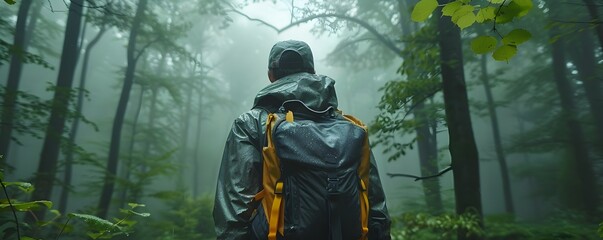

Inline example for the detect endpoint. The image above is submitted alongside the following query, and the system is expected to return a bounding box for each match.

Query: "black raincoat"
[213,72,391,239]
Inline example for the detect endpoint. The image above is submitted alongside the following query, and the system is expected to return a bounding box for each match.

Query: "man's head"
[268,40,315,82]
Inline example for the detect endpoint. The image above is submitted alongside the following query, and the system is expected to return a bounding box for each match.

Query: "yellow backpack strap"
[359,179,369,239]
[342,113,371,240]
[268,181,284,240]
[262,113,286,239]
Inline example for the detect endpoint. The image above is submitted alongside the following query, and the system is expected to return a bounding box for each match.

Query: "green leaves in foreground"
[411,0,534,61]
[4,0,16,5]
[69,203,150,239]
[471,28,532,61]
[411,0,438,22]
[471,36,497,54]
[0,200,52,212]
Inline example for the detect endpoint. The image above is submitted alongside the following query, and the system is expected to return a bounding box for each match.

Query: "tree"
[0,0,33,165]
[97,0,149,219]
[567,29,603,153]
[436,2,483,238]
[547,0,599,218]
[59,13,108,214]
[581,0,603,51]
[26,0,85,223]
[477,53,514,214]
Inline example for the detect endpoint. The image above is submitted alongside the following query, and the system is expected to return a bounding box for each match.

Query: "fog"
[1,0,602,239]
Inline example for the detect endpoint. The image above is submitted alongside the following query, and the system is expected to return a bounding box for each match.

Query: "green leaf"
[492,44,517,61]
[476,7,496,23]
[0,200,52,212]
[127,202,146,209]
[411,0,439,22]
[68,213,119,231]
[442,1,463,16]
[456,12,476,29]
[4,0,16,5]
[502,28,532,45]
[471,36,497,54]
[496,2,522,23]
[513,0,533,17]
[451,5,475,23]
[488,0,505,3]
[128,210,151,217]
[3,181,34,192]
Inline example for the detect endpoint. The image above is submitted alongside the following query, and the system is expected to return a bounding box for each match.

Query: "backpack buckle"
[274,181,283,195]
[327,177,341,196]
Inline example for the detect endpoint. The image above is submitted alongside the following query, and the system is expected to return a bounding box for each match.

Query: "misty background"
[1,0,602,239]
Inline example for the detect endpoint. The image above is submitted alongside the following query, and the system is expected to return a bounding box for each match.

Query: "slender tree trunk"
[0,0,33,164]
[479,54,514,214]
[131,87,158,202]
[414,101,443,214]
[551,40,598,215]
[23,0,42,48]
[437,2,483,238]
[59,24,107,214]
[568,31,603,151]
[26,0,84,223]
[582,0,603,51]
[192,91,203,198]
[98,0,149,219]
[556,28,603,219]
[118,86,145,209]
[180,86,193,188]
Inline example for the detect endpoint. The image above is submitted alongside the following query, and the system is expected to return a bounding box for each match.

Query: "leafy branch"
[411,0,534,61]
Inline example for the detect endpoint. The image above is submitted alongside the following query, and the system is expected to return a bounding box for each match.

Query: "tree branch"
[387,165,452,181]
[228,7,403,57]
[227,8,280,32]
[280,13,403,56]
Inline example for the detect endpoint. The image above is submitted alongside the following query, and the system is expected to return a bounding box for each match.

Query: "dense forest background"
[0,0,602,239]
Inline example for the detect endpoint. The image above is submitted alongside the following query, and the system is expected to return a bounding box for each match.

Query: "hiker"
[213,40,391,240]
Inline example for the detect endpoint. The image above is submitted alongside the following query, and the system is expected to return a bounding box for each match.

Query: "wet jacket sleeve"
[213,111,263,240]
[368,151,392,240]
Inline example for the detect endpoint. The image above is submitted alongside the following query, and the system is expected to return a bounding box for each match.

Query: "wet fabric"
[213,72,392,240]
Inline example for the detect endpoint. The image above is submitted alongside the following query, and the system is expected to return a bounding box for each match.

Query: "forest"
[0,0,602,239]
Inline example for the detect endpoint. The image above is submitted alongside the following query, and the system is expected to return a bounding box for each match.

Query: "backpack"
[251,100,371,240]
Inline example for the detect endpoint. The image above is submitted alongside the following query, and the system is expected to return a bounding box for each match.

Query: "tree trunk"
[180,86,193,188]
[564,25,603,219]
[131,86,158,202]
[582,0,603,51]
[436,1,483,238]
[59,24,107,214]
[568,31,603,152]
[414,101,443,214]
[26,0,84,223]
[118,86,145,209]
[97,0,149,219]
[479,54,514,214]
[0,0,33,164]
[23,0,42,48]
[192,90,203,198]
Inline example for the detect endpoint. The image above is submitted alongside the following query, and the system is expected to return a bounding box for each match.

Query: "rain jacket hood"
[253,72,338,113]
